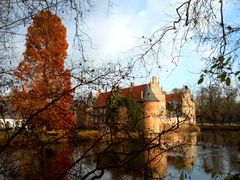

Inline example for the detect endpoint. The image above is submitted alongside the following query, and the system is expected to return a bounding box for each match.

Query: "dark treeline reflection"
[0,131,239,179]
[1,143,73,179]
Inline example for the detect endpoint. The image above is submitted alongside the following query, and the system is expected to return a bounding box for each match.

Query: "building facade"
[95,76,196,133]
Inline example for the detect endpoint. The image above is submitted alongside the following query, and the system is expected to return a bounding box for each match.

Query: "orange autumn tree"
[11,11,76,131]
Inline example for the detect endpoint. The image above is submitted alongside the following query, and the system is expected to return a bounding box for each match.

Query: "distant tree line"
[195,85,240,125]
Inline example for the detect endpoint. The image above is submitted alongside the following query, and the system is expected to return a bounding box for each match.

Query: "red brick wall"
[143,101,163,133]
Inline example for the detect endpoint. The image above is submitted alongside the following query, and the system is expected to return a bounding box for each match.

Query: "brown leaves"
[11,11,76,131]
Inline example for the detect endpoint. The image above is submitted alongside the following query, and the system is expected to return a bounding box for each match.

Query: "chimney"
[130,82,135,87]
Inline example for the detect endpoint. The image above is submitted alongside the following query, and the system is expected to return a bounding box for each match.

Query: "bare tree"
[196,82,239,125]
[2,1,235,179]
[135,0,240,85]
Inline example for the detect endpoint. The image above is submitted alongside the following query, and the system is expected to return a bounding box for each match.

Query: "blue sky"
[14,0,237,94]
[65,0,204,93]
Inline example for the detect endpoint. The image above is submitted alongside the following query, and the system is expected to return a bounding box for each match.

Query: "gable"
[165,93,182,103]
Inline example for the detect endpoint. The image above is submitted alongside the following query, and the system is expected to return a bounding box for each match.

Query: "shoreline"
[1,124,239,147]
[197,123,240,131]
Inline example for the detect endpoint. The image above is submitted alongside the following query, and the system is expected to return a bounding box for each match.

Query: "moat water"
[0,130,239,179]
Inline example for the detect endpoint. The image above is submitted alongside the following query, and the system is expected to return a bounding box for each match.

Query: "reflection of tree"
[202,145,239,176]
[42,145,73,179]
[0,144,73,179]
[0,146,41,179]
[0,131,201,179]
[229,146,240,173]
[199,131,240,178]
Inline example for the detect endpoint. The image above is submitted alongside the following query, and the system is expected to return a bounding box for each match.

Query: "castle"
[94,76,196,133]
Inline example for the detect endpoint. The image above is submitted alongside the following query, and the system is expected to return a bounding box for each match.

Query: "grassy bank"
[0,126,201,146]
[0,130,71,147]
[74,130,101,141]
[2,123,231,147]
[0,129,104,146]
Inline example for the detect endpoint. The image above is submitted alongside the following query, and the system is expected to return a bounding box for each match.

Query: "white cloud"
[83,0,179,62]
[66,0,212,90]
[87,15,142,61]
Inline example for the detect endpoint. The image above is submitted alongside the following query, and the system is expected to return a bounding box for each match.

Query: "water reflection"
[144,147,168,179]
[0,131,239,179]
[0,144,73,179]
[69,132,199,179]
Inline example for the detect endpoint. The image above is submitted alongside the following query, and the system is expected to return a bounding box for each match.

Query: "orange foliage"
[11,11,76,130]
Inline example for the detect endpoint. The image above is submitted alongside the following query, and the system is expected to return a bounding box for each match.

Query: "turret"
[140,85,159,102]
[149,76,166,116]
[141,85,163,133]
[181,85,196,124]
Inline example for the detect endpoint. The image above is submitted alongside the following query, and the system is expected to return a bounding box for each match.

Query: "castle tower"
[181,86,196,123]
[140,85,163,133]
[149,76,166,116]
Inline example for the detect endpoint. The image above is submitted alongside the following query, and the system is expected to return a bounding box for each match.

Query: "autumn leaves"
[11,11,76,131]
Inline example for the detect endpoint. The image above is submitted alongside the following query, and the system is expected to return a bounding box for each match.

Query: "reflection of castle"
[95,76,196,133]
[143,132,198,179]
[167,133,198,171]
[144,147,168,179]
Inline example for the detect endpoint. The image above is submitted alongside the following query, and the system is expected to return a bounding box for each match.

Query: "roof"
[95,84,147,108]
[140,85,159,102]
[96,85,184,108]
[165,93,182,103]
